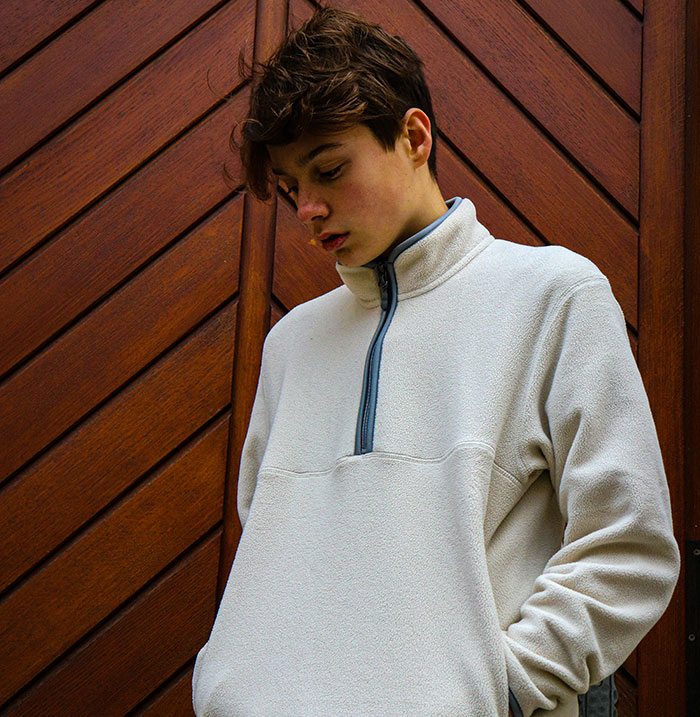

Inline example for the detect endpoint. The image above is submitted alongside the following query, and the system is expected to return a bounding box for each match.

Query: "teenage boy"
[192,7,680,717]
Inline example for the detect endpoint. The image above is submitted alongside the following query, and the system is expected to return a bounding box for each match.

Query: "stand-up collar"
[335,196,494,308]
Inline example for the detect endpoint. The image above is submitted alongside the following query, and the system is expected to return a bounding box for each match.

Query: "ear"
[400,108,432,167]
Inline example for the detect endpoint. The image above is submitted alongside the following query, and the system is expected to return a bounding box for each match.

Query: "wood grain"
[0,0,254,271]
[0,418,227,704]
[0,0,222,170]
[0,302,236,594]
[424,0,639,215]
[0,90,246,376]
[0,0,94,74]
[522,0,642,112]
[0,196,242,478]
[4,534,219,716]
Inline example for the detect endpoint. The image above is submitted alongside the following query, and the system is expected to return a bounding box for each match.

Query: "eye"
[319,164,343,180]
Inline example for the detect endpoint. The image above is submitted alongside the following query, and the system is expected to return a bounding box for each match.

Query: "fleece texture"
[191,196,680,716]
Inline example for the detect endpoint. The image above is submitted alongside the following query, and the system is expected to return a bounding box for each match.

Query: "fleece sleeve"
[502,276,681,716]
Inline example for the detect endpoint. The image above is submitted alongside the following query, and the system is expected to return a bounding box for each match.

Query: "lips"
[317,231,347,242]
[318,233,348,251]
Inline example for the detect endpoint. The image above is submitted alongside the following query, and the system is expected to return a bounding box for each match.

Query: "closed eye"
[319,164,343,180]
[281,163,344,199]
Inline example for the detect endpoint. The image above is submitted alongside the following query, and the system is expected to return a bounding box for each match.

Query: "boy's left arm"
[502,277,681,715]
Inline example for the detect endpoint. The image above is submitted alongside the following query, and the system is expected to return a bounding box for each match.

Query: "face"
[267,111,440,267]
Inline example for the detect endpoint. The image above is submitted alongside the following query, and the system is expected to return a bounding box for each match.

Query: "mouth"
[318,232,349,251]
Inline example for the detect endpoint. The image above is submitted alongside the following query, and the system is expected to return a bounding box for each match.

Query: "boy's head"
[237,6,447,266]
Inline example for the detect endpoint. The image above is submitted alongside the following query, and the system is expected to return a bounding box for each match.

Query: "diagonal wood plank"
[0,0,94,74]
[0,302,235,594]
[4,533,220,717]
[0,90,246,376]
[0,0,222,170]
[134,669,197,716]
[0,417,227,704]
[0,0,254,271]
[522,0,642,112]
[421,0,639,215]
[0,197,242,478]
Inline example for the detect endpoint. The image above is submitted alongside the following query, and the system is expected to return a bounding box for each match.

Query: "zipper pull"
[376,262,389,310]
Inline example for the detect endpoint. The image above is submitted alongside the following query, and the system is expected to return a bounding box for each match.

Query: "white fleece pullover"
[192,196,680,717]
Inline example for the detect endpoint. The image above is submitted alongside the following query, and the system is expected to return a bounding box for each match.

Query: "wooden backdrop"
[0,0,694,714]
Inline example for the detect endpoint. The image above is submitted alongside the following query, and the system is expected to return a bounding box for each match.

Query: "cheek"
[339,174,394,219]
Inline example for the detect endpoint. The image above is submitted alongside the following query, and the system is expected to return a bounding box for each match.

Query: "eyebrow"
[271,142,344,176]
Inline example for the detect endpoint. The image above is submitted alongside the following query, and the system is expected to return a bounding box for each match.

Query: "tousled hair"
[230,5,439,200]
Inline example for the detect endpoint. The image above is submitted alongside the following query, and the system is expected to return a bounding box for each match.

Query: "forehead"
[267,125,376,176]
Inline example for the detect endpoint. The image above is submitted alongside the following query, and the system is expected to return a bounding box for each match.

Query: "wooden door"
[0,0,255,713]
[0,0,692,715]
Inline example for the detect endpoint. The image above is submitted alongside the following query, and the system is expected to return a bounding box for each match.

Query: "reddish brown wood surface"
[137,670,198,716]
[0,417,227,703]
[218,0,288,601]
[0,303,236,593]
[0,0,222,170]
[0,93,245,377]
[424,0,639,215]
[4,533,220,716]
[636,0,687,714]
[0,0,254,271]
[523,0,642,113]
[0,2,254,712]
[686,0,700,545]
[0,0,94,73]
[0,197,241,478]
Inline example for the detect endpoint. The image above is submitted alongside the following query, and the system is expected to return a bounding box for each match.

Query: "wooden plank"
[523,0,642,112]
[424,0,639,215]
[615,666,638,716]
[0,0,221,170]
[4,533,220,716]
[219,0,287,600]
[0,90,246,376]
[0,197,242,478]
[135,669,196,716]
[313,0,638,324]
[437,138,542,250]
[686,0,700,544]
[0,302,235,593]
[0,0,93,74]
[0,0,254,271]
[637,0,686,713]
[0,417,227,704]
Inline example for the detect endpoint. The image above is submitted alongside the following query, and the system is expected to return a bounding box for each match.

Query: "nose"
[296,189,329,224]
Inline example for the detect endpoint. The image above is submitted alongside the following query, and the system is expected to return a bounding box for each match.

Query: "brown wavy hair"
[232,5,439,201]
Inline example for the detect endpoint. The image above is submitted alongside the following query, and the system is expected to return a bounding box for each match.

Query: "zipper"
[351,198,462,456]
[354,260,396,455]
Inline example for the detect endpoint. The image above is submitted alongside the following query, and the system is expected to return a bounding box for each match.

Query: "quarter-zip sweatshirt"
[192,196,680,717]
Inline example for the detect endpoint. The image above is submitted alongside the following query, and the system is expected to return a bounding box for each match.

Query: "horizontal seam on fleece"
[259,438,498,479]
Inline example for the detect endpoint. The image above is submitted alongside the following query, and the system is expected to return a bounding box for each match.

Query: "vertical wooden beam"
[218,0,288,602]
[684,0,700,711]
[638,0,686,713]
